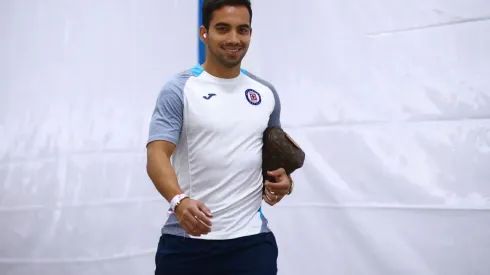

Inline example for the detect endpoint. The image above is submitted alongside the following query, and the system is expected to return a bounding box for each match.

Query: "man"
[146,0,292,274]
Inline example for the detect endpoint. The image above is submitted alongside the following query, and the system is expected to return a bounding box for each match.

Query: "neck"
[201,60,241,79]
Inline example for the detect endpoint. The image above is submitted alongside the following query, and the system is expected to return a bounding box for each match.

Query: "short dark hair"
[201,0,252,30]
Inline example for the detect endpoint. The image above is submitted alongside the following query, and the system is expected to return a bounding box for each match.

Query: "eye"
[239,27,250,34]
[216,26,228,32]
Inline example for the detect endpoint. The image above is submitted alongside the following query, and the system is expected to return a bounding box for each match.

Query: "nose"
[227,30,240,44]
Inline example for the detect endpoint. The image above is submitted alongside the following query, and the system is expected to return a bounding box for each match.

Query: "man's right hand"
[174,198,213,237]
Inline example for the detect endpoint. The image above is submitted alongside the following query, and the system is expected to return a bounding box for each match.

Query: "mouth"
[222,46,242,55]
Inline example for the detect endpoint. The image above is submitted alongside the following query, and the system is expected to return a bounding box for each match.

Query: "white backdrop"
[1,1,490,275]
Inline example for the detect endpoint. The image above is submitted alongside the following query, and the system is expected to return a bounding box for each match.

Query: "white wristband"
[169,194,188,212]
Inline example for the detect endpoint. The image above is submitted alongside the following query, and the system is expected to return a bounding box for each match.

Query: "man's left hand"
[263,168,291,206]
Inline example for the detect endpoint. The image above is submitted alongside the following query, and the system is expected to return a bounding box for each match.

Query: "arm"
[146,140,183,203]
[146,140,213,236]
[145,81,212,236]
[263,85,294,205]
[145,83,184,203]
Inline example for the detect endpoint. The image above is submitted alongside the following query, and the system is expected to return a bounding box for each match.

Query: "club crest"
[245,89,261,105]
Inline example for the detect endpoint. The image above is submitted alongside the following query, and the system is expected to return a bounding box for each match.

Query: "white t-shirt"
[147,64,281,240]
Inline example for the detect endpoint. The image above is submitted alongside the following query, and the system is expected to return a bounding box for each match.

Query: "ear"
[199,26,207,43]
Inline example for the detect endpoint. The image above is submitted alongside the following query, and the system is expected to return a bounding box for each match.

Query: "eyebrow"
[214,22,250,29]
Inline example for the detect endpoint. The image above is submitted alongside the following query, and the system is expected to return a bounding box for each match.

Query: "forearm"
[146,150,183,203]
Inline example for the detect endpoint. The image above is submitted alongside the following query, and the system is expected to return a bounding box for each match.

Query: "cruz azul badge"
[245,89,261,105]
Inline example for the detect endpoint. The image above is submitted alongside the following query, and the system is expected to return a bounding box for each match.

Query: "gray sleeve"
[147,74,188,146]
[245,71,282,128]
[268,86,282,128]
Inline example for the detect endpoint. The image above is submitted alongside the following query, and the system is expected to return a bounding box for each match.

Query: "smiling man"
[146,0,292,274]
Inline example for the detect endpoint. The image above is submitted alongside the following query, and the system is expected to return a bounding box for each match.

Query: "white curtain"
[244,1,490,274]
[1,1,197,274]
[1,1,490,275]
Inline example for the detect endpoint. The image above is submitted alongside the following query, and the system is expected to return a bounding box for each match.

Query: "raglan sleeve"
[147,80,184,146]
[268,85,282,128]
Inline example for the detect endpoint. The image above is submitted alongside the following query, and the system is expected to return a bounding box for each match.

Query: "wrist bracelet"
[287,176,294,195]
[168,194,188,215]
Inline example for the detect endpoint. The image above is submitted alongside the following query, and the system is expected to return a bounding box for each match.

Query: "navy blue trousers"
[155,232,278,275]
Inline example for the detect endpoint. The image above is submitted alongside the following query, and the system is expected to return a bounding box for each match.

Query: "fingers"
[193,208,212,228]
[182,214,210,236]
[264,180,290,196]
[192,217,212,236]
[179,215,201,237]
[197,201,213,218]
[177,201,213,236]
[263,193,274,206]
[267,168,286,178]
[263,175,290,206]
[263,187,283,206]
[180,216,202,236]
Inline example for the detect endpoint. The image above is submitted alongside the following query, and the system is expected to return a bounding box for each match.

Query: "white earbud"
[204,33,207,38]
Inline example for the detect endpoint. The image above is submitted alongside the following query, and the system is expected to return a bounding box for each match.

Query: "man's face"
[204,6,252,68]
